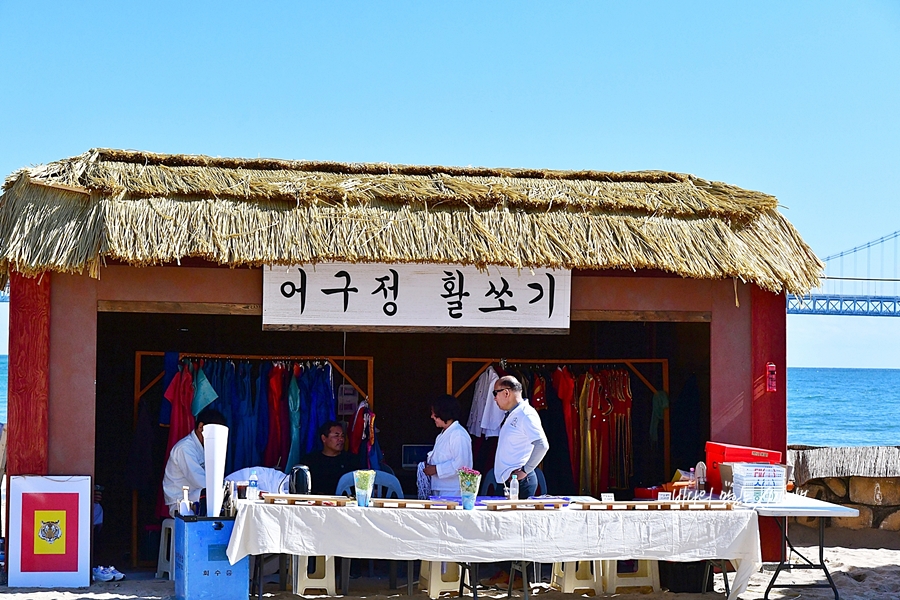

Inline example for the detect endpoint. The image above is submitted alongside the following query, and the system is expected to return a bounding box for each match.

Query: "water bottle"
[247,469,260,501]
[509,474,519,500]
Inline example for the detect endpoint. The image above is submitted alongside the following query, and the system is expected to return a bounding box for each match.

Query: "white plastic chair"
[155,518,175,580]
[602,559,660,593]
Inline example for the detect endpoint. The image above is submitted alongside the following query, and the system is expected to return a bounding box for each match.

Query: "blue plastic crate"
[174,515,249,600]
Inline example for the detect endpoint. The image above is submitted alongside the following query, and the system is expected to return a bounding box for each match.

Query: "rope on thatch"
[788,446,900,485]
[5,149,779,222]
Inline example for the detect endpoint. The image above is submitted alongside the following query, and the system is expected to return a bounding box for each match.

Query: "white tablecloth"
[227,501,761,600]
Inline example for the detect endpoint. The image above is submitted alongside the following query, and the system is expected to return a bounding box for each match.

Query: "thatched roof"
[789,446,900,485]
[0,148,823,293]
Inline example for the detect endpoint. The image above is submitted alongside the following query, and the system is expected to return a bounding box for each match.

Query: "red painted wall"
[42,266,775,474]
[48,274,98,475]
[572,275,753,443]
[750,286,788,456]
[8,271,51,475]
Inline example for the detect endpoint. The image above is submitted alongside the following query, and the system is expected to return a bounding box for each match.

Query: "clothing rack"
[130,351,374,567]
[446,356,670,477]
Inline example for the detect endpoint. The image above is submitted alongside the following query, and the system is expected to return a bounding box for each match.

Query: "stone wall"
[794,476,900,530]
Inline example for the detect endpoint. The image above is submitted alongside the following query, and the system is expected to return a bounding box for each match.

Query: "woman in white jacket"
[422,394,473,495]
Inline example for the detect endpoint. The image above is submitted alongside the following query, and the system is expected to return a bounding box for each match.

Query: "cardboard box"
[705,441,782,494]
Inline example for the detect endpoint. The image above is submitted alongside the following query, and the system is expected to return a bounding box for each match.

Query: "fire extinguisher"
[766,362,777,392]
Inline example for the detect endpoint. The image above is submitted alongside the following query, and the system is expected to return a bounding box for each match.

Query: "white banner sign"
[263,263,570,332]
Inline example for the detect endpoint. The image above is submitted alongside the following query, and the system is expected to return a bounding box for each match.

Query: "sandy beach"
[2,524,898,600]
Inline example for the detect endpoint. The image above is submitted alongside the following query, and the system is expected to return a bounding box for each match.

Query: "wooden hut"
[0,148,822,563]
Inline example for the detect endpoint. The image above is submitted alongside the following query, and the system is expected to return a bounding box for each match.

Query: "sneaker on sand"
[107,566,125,581]
[92,566,114,582]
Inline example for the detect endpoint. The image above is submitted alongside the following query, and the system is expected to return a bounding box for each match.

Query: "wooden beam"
[98,301,261,315]
[571,309,711,322]
[263,324,569,334]
[30,179,91,196]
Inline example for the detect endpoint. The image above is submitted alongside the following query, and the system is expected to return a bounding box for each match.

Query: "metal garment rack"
[446,356,670,478]
[130,351,374,567]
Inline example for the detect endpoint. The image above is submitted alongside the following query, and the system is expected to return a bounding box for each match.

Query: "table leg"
[764,516,840,600]
[407,560,415,596]
[341,557,350,595]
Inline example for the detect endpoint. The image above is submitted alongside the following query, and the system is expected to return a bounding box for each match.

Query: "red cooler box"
[705,441,782,494]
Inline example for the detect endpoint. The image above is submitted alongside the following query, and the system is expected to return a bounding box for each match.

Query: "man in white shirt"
[493,376,549,498]
[162,407,227,516]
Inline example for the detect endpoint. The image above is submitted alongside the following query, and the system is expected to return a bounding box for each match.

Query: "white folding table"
[227,499,762,600]
[753,493,859,600]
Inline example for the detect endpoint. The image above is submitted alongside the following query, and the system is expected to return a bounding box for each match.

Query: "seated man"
[300,421,355,495]
[162,407,227,516]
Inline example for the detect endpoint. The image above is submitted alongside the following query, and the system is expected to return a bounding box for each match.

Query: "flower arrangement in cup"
[353,469,375,491]
[457,467,482,495]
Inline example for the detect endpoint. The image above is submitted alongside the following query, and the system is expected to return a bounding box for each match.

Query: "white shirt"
[163,431,206,515]
[479,370,505,437]
[427,421,474,494]
[494,400,548,483]
[467,367,499,437]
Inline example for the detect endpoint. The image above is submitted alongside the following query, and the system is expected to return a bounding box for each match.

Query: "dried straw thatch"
[789,446,900,485]
[0,148,823,293]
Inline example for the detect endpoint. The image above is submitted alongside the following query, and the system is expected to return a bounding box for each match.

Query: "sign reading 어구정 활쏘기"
[262,263,571,333]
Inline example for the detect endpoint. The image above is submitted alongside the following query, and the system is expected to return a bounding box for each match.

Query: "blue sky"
[1,2,899,367]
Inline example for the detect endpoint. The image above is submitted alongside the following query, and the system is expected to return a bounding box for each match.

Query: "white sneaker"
[107,566,125,581]
[92,566,114,582]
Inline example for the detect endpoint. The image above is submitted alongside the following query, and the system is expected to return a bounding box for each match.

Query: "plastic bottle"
[508,474,519,500]
[179,486,194,516]
[247,469,260,501]
[689,468,697,491]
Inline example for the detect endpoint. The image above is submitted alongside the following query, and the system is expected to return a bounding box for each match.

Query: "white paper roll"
[203,424,229,517]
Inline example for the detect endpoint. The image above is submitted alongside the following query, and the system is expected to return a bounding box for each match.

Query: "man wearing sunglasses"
[492,376,549,498]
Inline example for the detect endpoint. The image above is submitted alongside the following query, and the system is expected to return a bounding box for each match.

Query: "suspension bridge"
[788,230,900,316]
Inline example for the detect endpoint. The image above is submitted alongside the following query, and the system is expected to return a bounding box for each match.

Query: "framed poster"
[8,475,92,587]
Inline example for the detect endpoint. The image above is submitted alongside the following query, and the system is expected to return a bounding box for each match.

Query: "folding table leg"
[341,557,351,595]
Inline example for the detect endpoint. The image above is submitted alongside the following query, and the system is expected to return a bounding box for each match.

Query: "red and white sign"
[8,475,91,587]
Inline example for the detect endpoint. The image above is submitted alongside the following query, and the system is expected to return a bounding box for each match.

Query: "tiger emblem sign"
[38,520,62,544]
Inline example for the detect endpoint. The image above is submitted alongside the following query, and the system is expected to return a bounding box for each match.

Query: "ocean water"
[0,359,895,446]
[788,367,900,447]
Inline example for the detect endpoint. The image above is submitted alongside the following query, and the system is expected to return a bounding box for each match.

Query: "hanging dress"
[263,363,285,468]
[233,361,257,472]
[285,363,303,472]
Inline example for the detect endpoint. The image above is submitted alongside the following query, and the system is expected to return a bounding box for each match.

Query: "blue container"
[174,515,249,600]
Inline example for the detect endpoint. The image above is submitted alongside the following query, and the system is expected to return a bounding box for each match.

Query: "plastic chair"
[335,470,410,593]
[478,469,503,496]
[292,555,336,595]
[420,560,463,599]
[550,561,604,594]
[336,470,404,499]
[156,518,175,580]
[602,559,660,593]
[225,466,290,493]
[478,468,547,497]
